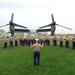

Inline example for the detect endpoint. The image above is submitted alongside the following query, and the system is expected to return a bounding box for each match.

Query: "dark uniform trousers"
[19,39,21,45]
[73,42,75,49]
[34,51,40,66]
[53,40,57,46]
[15,40,18,47]
[27,40,30,46]
[25,40,27,45]
[21,40,25,46]
[33,40,36,44]
[30,40,33,45]
[4,42,7,48]
[10,41,13,47]
[60,41,63,47]
[65,41,69,48]
[46,40,50,46]
[40,40,43,45]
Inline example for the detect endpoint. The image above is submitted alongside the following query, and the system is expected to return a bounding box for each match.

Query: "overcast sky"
[0,0,75,34]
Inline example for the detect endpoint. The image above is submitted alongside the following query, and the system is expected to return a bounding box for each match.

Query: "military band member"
[59,36,63,47]
[72,35,75,49]
[53,35,57,46]
[4,37,8,48]
[31,39,43,66]
[65,36,69,48]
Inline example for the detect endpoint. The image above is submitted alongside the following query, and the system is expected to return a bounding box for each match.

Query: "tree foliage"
[0,29,5,33]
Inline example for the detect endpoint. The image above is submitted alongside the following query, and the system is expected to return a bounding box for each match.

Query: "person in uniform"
[31,39,43,66]
[65,36,69,48]
[72,35,75,49]
[59,36,63,47]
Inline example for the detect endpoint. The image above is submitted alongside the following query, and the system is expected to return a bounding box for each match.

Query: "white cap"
[35,39,39,41]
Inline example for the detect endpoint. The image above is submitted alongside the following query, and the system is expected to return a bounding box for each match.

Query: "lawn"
[0,40,75,75]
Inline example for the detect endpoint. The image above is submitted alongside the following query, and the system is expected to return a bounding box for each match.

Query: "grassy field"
[0,40,75,75]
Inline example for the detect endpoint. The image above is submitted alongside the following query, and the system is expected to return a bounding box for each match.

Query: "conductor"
[31,38,43,66]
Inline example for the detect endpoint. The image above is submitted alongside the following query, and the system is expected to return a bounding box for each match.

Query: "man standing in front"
[31,39,43,66]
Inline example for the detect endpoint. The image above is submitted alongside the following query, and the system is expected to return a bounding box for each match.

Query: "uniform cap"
[35,39,39,41]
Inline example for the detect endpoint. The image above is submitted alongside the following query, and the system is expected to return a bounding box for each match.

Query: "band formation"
[1,35,75,49]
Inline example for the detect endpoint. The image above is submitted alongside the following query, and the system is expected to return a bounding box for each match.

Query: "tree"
[0,29,5,33]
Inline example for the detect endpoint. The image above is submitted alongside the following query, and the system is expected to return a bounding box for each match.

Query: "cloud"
[0,0,75,34]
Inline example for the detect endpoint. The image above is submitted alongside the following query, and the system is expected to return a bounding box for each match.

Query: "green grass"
[0,41,75,75]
